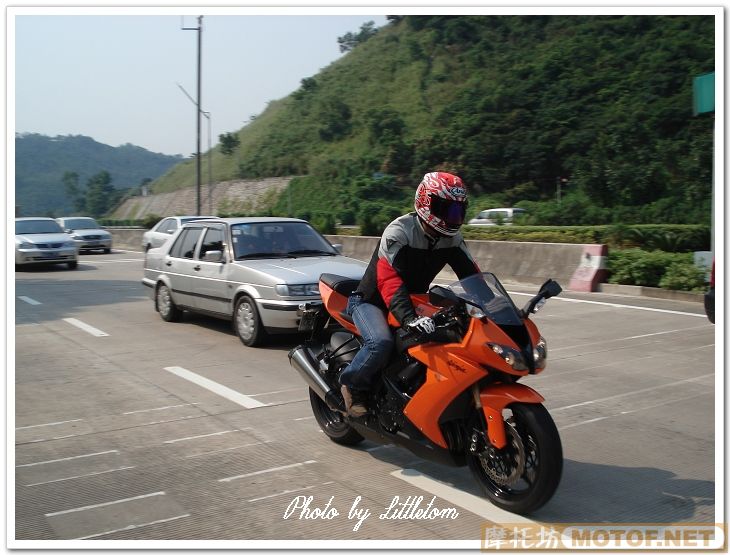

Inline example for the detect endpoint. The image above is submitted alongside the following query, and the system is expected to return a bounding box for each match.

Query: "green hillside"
[15,133,184,217]
[152,15,714,229]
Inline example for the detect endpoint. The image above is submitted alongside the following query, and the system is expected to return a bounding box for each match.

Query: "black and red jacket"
[354,212,480,325]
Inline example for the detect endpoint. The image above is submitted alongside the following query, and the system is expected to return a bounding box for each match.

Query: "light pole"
[182,15,203,214]
[176,82,213,214]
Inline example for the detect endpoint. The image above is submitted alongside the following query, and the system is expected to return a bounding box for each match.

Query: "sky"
[12,10,389,156]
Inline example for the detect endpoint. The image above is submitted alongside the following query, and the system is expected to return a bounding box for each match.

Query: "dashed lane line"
[164,366,266,409]
[62,318,109,337]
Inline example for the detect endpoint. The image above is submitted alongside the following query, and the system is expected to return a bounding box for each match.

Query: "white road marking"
[139,415,199,427]
[391,469,536,525]
[62,318,109,337]
[163,430,238,444]
[45,491,165,517]
[552,373,714,412]
[18,296,41,305]
[164,366,266,409]
[25,434,79,443]
[550,325,711,352]
[16,418,83,430]
[72,514,190,540]
[184,441,272,459]
[123,403,199,415]
[26,466,136,487]
[248,387,302,397]
[219,460,316,483]
[83,258,144,264]
[512,292,706,318]
[432,279,706,318]
[559,392,710,430]
[16,450,118,468]
[247,485,317,503]
[293,416,314,421]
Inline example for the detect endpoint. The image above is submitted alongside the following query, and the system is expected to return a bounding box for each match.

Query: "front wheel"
[467,403,562,514]
[234,296,267,347]
[309,388,364,445]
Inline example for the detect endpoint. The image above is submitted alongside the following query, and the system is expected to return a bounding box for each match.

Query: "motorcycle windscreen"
[447,272,523,326]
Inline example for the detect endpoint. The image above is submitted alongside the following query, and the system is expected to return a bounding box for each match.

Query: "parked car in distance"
[142,217,367,346]
[56,216,112,253]
[142,215,216,251]
[15,217,79,270]
[467,207,527,226]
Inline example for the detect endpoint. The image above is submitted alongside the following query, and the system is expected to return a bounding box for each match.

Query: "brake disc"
[480,419,526,487]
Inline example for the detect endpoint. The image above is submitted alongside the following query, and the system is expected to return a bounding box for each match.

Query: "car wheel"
[234,296,267,347]
[156,283,182,322]
[67,261,78,270]
[103,248,111,254]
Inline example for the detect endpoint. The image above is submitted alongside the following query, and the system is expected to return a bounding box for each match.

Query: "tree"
[219,132,240,156]
[62,171,85,212]
[84,171,117,218]
[337,21,378,53]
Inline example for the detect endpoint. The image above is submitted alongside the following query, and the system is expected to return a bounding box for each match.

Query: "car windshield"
[231,222,337,260]
[446,272,523,326]
[16,220,64,235]
[62,218,99,230]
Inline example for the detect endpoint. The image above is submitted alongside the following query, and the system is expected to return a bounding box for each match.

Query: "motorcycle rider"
[339,171,481,416]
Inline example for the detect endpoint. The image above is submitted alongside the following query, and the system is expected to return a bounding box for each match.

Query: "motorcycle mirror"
[429,285,460,308]
[538,279,562,300]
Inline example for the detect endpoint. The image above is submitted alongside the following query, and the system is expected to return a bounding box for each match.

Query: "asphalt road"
[13,250,718,546]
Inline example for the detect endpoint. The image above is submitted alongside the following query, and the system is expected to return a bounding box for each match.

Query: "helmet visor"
[429,194,467,228]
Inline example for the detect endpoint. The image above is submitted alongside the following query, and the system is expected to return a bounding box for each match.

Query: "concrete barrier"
[111,228,599,291]
[326,235,593,290]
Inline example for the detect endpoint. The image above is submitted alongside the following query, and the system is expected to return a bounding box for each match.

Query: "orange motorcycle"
[289,272,563,514]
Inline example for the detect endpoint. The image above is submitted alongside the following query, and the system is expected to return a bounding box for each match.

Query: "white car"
[15,217,79,269]
[142,215,216,251]
[467,207,527,226]
[142,217,367,346]
[56,216,112,253]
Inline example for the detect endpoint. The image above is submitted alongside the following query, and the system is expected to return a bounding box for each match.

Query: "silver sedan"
[142,217,367,346]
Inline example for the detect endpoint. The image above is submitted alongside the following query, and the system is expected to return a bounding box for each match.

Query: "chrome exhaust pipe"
[288,345,344,412]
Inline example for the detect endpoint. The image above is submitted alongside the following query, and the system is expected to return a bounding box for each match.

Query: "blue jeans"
[338,297,394,392]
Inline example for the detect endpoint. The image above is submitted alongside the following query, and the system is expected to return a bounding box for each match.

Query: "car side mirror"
[331,243,343,254]
[202,250,224,263]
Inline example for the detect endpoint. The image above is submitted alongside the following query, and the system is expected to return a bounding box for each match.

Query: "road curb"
[597,283,704,303]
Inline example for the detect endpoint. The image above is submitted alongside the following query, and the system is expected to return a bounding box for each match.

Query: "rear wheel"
[309,388,364,445]
[467,403,562,514]
[67,261,78,270]
[156,283,181,322]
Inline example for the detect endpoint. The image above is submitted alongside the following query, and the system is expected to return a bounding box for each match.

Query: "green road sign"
[693,72,715,115]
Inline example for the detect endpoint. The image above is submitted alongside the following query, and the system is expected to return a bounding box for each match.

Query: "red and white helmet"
[414,172,468,236]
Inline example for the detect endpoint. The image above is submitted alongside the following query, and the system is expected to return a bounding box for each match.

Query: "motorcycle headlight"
[275,283,320,297]
[487,343,529,371]
[533,336,547,369]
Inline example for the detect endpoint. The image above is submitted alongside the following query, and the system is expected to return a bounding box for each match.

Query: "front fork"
[470,382,545,449]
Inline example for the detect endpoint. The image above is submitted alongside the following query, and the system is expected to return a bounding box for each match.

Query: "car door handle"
[165,261,172,267]
[194,265,201,271]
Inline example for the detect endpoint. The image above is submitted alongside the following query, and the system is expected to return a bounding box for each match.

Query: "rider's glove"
[405,316,436,334]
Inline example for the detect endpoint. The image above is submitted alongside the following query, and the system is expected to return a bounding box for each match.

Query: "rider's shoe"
[341,385,368,417]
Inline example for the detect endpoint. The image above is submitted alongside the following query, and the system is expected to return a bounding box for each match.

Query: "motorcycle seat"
[320,273,360,297]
